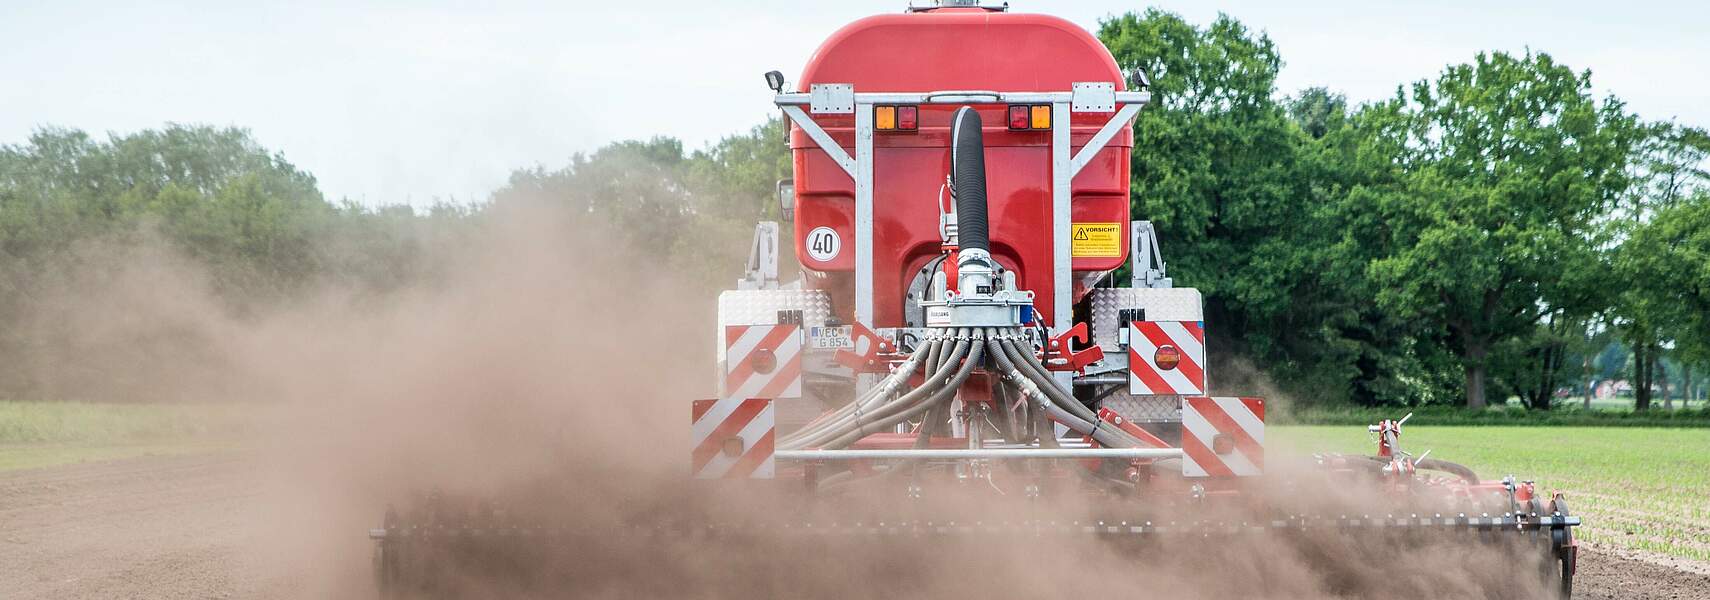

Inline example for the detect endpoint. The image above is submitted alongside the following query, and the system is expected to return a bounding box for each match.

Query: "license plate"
[809,326,854,349]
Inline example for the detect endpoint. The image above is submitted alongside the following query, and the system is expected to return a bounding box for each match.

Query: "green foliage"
[1100,11,1364,404]
[689,118,794,223]
[0,125,476,303]
[1098,12,1702,411]
[1610,124,1710,409]
[0,125,477,398]
[489,118,789,294]
[1322,51,1642,408]
[1615,193,1710,371]
[1285,87,1347,139]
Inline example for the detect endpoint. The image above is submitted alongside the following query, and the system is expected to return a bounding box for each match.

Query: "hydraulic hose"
[998,336,1154,490]
[922,335,945,377]
[827,336,968,429]
[819,333,981,450]
[990,337,1100,438]
[1032,390,1059,449]
[787,327,1146,453]
[822,331,986,449]
[785,336,968,450]
[950,106,990,254]
[1008,336,1117,435]
[1416,458,1480,485]
[997,338,1100,427]
[1339,455,1479,485]
[993,336,1144,449]
[780,336,941,448]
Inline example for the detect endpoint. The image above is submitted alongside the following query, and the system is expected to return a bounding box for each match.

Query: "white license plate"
[809,326,854,349]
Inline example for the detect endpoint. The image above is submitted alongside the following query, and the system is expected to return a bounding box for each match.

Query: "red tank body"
[790,7,1133,328]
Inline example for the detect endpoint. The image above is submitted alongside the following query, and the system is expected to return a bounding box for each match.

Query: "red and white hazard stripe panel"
[1181,396,1265,478]
[723,324,802,400]
[1127,321,1206,395]
[691,398,775,479]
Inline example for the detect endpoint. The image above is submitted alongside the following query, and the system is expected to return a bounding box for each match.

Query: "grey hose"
[816,336,968,435]
[820,332,983,449]
[822,331,986,449]
[995,338,1101,429]
[988,337,1099,439]
[1002,337,1098,424]
[990,337,1146,490]
[780,342,931,445]
[785,336,968,450]
[993,337,1143,449]
[1004,336,1131,443]
[992,375,1050,447]
[780,336,941,448]
[923,335,944,377]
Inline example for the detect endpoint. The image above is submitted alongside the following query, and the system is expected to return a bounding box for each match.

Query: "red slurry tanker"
[374,2,1580,596]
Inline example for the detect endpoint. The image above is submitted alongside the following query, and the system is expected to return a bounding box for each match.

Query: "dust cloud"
[10,201,1554,599]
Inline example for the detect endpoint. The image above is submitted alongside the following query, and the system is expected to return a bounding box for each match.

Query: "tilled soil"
[1,452,1705,599]
[0,452,291,599]
[1575,543,1710,599]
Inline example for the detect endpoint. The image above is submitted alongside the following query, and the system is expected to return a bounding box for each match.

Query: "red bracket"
[1078,407,1170,471]
[834,322,898,373]
[1044,322,1104,373]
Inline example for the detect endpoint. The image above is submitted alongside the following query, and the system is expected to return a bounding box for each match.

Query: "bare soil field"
[2,452,1706,599]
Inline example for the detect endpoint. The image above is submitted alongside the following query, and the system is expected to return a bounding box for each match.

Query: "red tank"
[790,6,1133,328]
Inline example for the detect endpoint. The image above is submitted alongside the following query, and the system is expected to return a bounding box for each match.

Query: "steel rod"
[777,448,1181,460]
[1073,376,1128,385]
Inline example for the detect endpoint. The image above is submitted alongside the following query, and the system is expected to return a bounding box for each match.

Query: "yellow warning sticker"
[1070,222,1122,257]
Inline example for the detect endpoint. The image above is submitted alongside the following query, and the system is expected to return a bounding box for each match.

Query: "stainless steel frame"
[774,86,1151,352]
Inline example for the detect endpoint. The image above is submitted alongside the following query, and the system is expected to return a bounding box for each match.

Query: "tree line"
[1100,10,1707,409]
[0,9,1704,409]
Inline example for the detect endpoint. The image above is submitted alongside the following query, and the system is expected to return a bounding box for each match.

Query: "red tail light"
[1008,105,1029,129]
[1212,433,1235,455]
[897,106,918,130]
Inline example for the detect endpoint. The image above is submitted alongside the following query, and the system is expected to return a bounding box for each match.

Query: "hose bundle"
[779,327,1154,453]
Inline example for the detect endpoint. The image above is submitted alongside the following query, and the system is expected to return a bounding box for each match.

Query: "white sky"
[3,1,1705,205]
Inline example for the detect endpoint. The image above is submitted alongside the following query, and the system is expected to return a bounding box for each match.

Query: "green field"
[1279,404,1710,428]
[1276,426,1710,562]
[0,402,248,471]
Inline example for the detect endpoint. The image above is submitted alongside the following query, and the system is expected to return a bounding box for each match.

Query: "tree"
[1614,193,1710,410]
[0,124,473,398]
[1626,125,1710,219]
[1100,11,1372,403]
[490,124,788,294]
[0,125,335,301]
[1343,51,1641,408]
[1610,122,1710,411]
[1286,87,1348,139]
[688,118,793,223]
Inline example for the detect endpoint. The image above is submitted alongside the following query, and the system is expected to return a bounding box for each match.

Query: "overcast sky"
[3,1,1705,205]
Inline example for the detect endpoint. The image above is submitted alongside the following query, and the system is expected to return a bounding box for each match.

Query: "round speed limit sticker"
[806,226,841,262]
